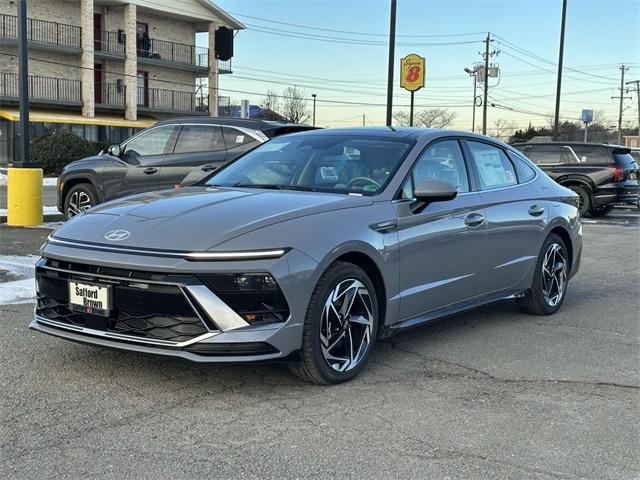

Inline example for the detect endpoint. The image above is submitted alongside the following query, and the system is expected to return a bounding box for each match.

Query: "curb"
[1,213,65,224]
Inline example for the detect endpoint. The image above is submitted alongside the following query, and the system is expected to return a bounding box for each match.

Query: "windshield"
[205,134,414,195]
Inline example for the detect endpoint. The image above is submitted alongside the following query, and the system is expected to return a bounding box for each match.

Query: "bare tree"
[281,86,310,124]
[493,118,516,140]
[261,89,280,114]
[393,110,410,126]
[393,108,456,128]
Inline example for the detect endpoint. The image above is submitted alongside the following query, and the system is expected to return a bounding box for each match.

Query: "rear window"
[570,146,613,164]
[510,154,537,182]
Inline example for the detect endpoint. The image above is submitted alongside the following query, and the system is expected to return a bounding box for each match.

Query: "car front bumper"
[32,244,318,362]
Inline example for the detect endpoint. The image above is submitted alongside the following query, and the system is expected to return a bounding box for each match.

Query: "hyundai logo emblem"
[104,229,131,241]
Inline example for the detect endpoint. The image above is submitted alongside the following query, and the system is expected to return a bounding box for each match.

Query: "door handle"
[464,213,485,227]
[200,164,218,172]
[528,205,545,217]
[143,167,158,174]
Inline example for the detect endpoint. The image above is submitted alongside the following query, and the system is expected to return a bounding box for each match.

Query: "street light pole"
[311,93,317,127]
[385,0,397,126]
[465,67,477,132]
[553,0,568,139]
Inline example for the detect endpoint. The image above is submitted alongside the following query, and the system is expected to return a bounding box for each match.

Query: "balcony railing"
[138,37,209,67]
[0,14,80,48]
[96,82,125,106]
[95,30,125,56]
[0,72,81,103]
[138,86,208,112]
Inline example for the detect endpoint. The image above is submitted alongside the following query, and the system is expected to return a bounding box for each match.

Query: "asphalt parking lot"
[1,211,639,479]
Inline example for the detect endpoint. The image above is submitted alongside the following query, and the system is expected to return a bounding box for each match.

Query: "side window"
[511,154,537,183]
[571,146,612,164]
[526,146,564,165]
[466,141,518,190]
[223,127,260,156]
[122,125,177,158]
[173,125,225,154]
[408,140,470,196]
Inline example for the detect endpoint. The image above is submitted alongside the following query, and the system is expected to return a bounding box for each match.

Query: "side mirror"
[107,144,122,157]
[413,179,457,203]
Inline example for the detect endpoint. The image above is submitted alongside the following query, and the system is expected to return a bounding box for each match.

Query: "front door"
[137,71,148,107]
[93,13,102,51]
[94,63,103,104]
[113,124,181,200]
[393,138,488,321]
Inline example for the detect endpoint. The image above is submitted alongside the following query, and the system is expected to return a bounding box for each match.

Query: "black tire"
[566,185,591,217]
[289,262,379,384]
[516,233,570,316]
[590,204,613,217]
[63,183,98,219]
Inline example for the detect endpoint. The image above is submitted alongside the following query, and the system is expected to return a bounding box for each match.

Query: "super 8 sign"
[400,54,425,92]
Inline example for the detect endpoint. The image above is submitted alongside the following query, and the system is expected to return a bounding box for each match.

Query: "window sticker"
[320,166,338,181]
[235,135,245,143]
[475,151,509,186]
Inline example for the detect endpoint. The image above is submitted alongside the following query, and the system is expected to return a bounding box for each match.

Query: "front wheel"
[290,262,379,384]
[63,183,98,219]
[516,234,570,315]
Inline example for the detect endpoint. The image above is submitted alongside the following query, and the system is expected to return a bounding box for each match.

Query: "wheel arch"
[548,225,574,273]
[61,175,102,205]
[557,175,595,192]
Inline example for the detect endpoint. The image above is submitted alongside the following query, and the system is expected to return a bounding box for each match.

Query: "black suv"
[58,117,315,218]
[513,142,639,216]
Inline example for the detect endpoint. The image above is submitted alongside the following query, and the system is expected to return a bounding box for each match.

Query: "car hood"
[52,187,372,251]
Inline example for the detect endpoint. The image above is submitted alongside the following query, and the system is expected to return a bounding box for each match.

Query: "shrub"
[30,129,106,176]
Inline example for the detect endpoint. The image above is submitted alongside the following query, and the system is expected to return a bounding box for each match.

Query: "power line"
[230,11,485,38]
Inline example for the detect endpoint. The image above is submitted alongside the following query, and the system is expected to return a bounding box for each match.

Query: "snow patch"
[0,206,60,216]
[0,255,38,305]
[0,171,57,186]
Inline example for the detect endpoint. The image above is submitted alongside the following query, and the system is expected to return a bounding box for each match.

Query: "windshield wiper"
[232,182,286,190]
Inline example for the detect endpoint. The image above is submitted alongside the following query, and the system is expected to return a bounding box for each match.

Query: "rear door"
[117,124,181,198]
[159,124,227,185]
[464,139,548,293]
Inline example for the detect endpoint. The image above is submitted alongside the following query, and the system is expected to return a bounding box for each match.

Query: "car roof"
[277,126,502,142]
[153,116,316,132]
[512,141,625,149]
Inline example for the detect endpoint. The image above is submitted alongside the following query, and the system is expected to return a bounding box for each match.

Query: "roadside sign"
[581,109,593,123]
[400,54,425,92]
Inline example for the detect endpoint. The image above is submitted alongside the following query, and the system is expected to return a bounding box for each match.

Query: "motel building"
[0,0,243,166]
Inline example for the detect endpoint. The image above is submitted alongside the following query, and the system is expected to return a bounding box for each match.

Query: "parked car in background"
[57,117,316,218]
[513,142,639,216]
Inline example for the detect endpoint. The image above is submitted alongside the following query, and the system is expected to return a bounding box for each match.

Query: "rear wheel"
[290,262,379,384]
[516,233,569,315]
[590,204,613,217]
[64,183,98,219]
[566,185,591,217]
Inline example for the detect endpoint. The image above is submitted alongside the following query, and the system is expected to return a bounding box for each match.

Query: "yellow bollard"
[7,168,43,226]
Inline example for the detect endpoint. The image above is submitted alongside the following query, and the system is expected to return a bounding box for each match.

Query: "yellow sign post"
[400,54,426,126]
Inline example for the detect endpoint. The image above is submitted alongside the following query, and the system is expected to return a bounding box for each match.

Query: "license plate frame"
[68,280,112,317]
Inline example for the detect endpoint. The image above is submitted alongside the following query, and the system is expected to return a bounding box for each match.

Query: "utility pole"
[482,33,491,135]
[553,0,568,139]
[311,93,317,127]
[385,0,397,126]
[17,0,30,166]
[625,79,639,138]
[612,65,630,145]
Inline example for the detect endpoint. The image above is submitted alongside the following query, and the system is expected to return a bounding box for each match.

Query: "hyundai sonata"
[32,128,582,383]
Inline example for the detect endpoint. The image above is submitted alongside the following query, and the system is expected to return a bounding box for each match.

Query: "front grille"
[36,265,209,344]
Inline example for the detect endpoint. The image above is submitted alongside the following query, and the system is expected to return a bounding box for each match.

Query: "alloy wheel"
[68,191,92,217]
[541,243,567,307]
[320,279,374,372]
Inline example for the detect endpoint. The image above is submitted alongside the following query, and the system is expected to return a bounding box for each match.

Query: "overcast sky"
[207,0,640,132]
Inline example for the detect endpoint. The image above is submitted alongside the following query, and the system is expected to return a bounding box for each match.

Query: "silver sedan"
[32,128,582,384]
